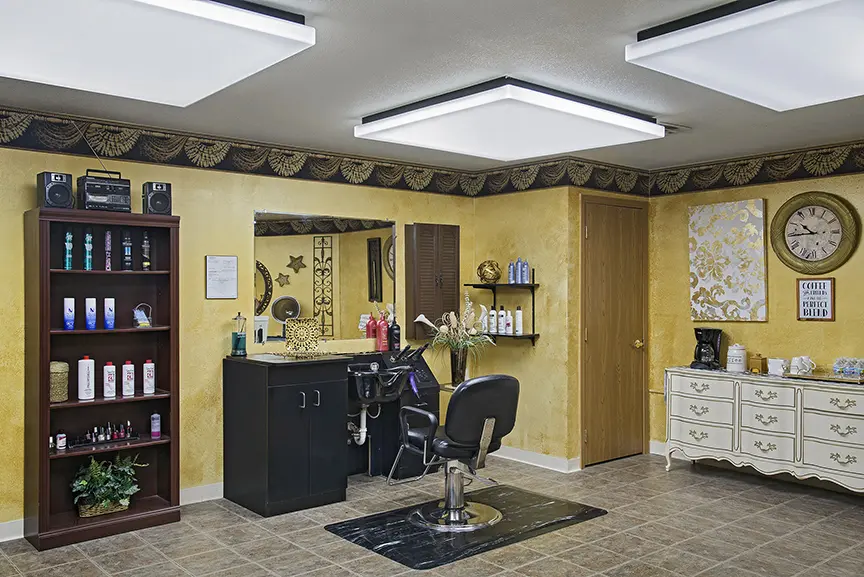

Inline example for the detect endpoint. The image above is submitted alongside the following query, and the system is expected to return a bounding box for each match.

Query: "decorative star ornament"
[287,255,306,273]
[276,272,290,287]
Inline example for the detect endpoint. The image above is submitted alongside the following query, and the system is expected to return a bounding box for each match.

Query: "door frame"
[579,193,649,465]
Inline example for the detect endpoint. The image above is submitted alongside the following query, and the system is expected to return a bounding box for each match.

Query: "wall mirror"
[254,211,396,342]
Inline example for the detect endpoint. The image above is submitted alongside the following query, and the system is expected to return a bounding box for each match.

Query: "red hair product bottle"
[376,312,389,352]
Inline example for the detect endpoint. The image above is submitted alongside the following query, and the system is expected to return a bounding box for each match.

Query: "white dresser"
[665,367,864,492]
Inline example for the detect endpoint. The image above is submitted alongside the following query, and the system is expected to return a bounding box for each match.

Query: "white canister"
[727,344,747,373]
[122,361,135,397]
[77,356,95,401]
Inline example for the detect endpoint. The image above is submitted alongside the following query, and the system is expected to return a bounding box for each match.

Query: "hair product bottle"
[508,261,515,284]
[105,230,112,271]
[77,356,95,401]
[103,362,116,398]
[365,313,377,339]
[64,298,75,330]
[84,228,93,271]
[104,298,115,330]
[150,412,161,440]
[85,298,96,330]
[376,312,389,352]
[122,361,135,397]
[143,359,156,395]
[488,304,497,334]
[388,315,401,351]
[122,230,133,271]
[64,228,73,270]
[498,306,506,335]
[505,310,513,335]
[141,231,151,271]
[515,306,524,335]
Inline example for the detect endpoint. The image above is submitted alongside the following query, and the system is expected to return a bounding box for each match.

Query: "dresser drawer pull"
[830,424,858,437]
[754,389,778,401]
[690,382,710,393]
[830,453,858,466]
[754,414,779,426]
[830,398,857,410]
[753,440,777,453]
[689,405,709,416]
[688,430,709,441]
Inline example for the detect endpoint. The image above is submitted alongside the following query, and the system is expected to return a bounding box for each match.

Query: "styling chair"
[387,374,519,532]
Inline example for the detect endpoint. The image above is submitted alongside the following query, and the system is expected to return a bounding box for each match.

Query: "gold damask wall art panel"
[689,199,767,321]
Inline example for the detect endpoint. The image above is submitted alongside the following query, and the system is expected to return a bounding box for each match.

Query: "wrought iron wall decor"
[254,260,273,316]
[367,237,383,303]
[3,107,864,197]
[313,236,334,337]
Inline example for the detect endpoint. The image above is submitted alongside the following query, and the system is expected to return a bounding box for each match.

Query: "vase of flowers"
[415,292,494,386]
[71,455,147,518]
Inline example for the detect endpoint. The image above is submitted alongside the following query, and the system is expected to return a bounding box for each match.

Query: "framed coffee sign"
[797,278,835,321]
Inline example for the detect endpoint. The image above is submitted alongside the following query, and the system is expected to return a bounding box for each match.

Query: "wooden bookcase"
[24,208,180,550]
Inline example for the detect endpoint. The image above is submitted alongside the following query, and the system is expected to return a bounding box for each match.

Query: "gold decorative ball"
[477,260,502,284]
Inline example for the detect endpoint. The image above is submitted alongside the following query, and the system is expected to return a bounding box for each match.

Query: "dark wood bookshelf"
[25,208,180,550]
[50,436,171,459]
[465,283,540,289]
[50,389,171,410]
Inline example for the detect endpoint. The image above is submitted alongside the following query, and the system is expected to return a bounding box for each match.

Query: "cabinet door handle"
[830,398,857,410]
[688,430,708,441]
[753,440,777,453]
[754,389,778,401]
[830,453,858,466]
[299,392,306,409]
[313,390,321,407]
[690,382,710,393]
[754,414,778,426]
[830,424,857,437]
[689,405,709,416]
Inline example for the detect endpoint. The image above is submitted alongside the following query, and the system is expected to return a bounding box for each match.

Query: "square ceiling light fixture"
[354,78,665,161]
[625,0,864,111]
[0,0,315,107]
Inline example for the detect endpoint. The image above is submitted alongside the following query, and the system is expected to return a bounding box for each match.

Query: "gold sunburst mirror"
[770,191,859,275]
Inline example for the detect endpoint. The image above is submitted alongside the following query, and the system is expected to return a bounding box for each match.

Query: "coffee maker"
[691,328,722,370]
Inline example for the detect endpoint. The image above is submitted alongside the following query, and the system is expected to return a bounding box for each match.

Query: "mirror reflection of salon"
[253,212,396,342]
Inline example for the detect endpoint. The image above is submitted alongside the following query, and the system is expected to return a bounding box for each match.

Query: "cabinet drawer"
[803,440,864,476]
[741,382,795,407]
[669,418,733,451]
[741,430,795,463]
[670,394,733,425]
[804,389,864,417]
[741,403,796,435]
[669,374,734,400]
[804,411,864,446]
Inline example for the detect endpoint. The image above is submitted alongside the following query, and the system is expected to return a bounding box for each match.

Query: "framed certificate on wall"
[797,278,834,321]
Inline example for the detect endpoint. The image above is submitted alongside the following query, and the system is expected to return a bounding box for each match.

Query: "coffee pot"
[690,327,722,370]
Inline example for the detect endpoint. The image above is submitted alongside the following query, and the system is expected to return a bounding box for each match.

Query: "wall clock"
[770,191,859,274]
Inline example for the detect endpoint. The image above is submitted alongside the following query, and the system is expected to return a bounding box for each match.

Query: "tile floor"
[3,454,864,576]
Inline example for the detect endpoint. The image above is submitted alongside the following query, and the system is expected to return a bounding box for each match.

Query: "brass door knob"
[633,339,645,349]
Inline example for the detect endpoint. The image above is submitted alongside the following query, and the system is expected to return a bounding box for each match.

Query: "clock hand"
[800,224,816,234]
[787,232,818,237]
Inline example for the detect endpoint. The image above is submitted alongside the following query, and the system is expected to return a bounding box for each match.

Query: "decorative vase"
[450,348,467,387]
[476,260,502,284]
[77,501,128,518]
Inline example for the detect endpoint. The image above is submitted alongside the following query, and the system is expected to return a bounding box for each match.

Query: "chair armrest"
[399,406,438,453]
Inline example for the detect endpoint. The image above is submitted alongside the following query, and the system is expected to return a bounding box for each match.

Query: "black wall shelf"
[465,269,539,345]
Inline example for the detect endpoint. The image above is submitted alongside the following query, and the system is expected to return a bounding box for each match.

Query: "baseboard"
[649,440,667,456]
[494,446,581,473]
[0,519,23,543]
[180,482,224,505]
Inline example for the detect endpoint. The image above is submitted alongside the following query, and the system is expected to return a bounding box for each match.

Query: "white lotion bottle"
[143,359,156,395]
[488,304,497,334]
[505,311,514,335]
[122,361,135,397]
[103,362,116,398]
[515,306,524,336]
[498,306,506,335]
[78,356,95,401]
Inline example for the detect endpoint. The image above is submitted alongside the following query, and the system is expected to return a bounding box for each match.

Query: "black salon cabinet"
[223,356,350,517]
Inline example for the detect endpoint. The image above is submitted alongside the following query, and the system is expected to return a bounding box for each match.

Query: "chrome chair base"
[408,501,503,532]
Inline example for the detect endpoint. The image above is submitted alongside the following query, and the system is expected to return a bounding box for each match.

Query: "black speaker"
[143,182,172,215]
[37,172,74,209]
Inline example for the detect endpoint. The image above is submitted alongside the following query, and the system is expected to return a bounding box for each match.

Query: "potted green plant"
[415,292,494,386]
[71,454,147,518]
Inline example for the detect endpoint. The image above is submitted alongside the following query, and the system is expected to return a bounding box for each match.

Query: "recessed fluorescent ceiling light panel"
[354,78,665,161]
[0,0,315,107]
[625,0,864,111]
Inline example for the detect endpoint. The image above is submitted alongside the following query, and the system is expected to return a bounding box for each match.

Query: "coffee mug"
[791,356,816,374]
[768,358,789,376]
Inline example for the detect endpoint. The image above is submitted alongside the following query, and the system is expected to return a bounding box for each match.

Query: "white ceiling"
[1,0,862,171]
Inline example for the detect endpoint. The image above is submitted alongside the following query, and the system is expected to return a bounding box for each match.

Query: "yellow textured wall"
[648,174,864,441]
[253,234,326,336]
[338,229,395,340]
[0,147,475,523]
[471,188,576,458]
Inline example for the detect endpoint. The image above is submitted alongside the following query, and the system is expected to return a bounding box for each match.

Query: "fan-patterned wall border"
[2,107,863,197]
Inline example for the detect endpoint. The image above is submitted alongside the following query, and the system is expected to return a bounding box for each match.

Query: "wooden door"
[581,197,647,466]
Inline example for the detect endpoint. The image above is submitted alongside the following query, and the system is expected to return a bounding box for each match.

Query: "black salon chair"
[387,374,519,532]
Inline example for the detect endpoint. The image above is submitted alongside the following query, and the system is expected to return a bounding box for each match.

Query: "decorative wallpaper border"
[2,107,864,197]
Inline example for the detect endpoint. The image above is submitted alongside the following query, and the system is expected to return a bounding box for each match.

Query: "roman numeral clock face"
[785,206,842,262]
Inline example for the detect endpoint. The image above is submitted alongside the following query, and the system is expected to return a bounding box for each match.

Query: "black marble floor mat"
[324,485,606,570]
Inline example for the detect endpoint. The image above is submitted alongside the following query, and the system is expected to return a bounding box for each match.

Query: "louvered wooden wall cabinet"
[404,223,460,340]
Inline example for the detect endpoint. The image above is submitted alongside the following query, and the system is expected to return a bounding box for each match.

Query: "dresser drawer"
[803,440,864,476]
[741,403,796,435]
[670,394,733,425]
[741,430,795,463]
[741,382,795,407]
[669,374,734,400]
[804,411,864,446]
[669,418,733,451]
[804,389,864,417]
